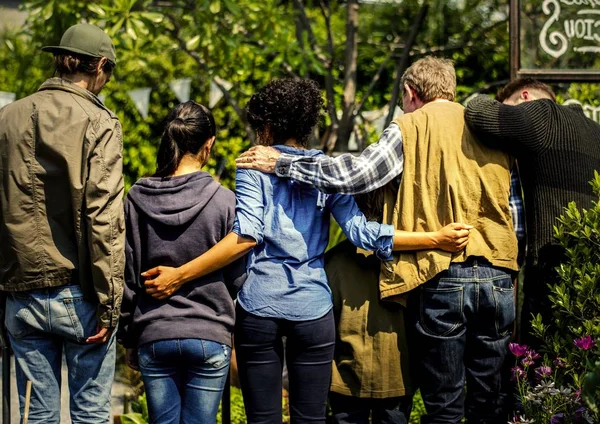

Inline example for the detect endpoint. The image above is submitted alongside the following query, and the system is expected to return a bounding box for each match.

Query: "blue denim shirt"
[233,145,394,321]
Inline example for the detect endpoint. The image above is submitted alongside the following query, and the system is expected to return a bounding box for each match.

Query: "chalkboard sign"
[510,0,600,81]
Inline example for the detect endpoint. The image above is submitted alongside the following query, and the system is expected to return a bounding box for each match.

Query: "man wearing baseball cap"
[0,23,124,423]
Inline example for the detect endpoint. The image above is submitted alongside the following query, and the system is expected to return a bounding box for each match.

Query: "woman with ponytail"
[117,101,245,424]
[141,80,471,423]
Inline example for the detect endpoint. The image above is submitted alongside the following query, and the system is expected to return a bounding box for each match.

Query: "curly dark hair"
[246,78,324,147]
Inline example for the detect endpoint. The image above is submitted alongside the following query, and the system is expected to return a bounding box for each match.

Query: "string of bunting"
[0,77,231,118]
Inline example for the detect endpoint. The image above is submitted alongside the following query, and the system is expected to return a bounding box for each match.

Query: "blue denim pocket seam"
[420,286,465,337]
[202,340,230,369]
[492,285,515,336]
[5,294,35,338]
[63,298,87,343]
[137,343,155,368]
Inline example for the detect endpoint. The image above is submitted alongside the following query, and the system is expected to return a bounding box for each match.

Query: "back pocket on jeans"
[492,280,515,337]
[63,297,95,343]
[5,294,36,339]
[420,282,465,337]
[202,340,231,369]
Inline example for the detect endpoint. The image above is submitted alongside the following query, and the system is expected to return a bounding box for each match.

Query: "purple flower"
[575,407,586,422]
[521,358,534,367]
[526,349,541,361]
[535,365,552,380]
[574,335,596,350]
[509,342,529,357]
[553,358,567,368]
[511,366,526,382]
[550,413,565,424]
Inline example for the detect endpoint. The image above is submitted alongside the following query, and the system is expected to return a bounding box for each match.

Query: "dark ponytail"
[154,101,216,177]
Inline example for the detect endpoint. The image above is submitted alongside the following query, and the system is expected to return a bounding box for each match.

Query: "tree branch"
[319,0,338,128]
[385,3,429,127]
[164,14,255,142]
[333,0,359,152]
[355,35,400,116]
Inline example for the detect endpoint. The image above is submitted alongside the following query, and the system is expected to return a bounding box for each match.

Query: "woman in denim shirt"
[142,79,470,423]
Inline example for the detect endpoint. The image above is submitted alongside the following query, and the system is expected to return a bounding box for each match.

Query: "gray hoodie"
[118,171,246,348]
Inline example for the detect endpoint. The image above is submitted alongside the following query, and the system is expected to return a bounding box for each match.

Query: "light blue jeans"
[5,285,116,424]
[138,338,231,424]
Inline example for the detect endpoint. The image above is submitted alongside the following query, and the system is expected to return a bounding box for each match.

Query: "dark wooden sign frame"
[509,0,600,82]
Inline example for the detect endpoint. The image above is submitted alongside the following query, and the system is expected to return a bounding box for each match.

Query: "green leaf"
[119,413,148,424]
[210,1,221,14]
[186,35,201,51]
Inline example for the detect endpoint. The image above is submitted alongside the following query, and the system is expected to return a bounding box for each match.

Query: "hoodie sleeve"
[117,196,139,348]
[222,188,247,298]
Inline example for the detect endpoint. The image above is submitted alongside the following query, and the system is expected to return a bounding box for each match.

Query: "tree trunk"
[334,0,359,153]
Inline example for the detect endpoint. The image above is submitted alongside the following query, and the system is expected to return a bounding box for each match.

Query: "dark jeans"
[407,259,515,424]
[235,306,335,424]
[329,393,413,424]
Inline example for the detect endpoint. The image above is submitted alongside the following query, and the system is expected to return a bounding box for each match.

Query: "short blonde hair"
[401,56,456,103]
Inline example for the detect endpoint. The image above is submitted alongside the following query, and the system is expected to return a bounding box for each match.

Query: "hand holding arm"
[142,233,256,300]
[392,223,472,252]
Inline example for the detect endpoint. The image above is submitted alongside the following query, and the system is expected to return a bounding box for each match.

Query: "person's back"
[119,101,245,424]
[121,171,242,348]
[0,77,119,291]
[465,78,600,344]
[326,238,414,424]
[0,23,124,424]
[379,101,518,299]
[237,146,392,320]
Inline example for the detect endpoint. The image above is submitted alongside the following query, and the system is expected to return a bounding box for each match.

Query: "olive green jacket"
[0,78,125,328]
[326,240,414,399]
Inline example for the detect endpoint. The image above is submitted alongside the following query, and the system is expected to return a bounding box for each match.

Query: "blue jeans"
[4,285,116,424]
[138,338,231,424]
[407,259,515,424]
[234,306,335,424]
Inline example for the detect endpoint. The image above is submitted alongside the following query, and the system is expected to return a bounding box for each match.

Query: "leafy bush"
[508,172,600,423]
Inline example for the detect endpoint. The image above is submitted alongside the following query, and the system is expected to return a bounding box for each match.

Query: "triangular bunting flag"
[128,88,152,119]
[169,78,192,103]
[209,79,233,108]
[0,91,16,110]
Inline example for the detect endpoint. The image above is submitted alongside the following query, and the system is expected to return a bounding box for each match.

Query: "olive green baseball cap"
[42,23,117,66]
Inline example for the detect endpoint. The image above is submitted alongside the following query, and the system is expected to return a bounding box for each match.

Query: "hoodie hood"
[127,171,221,226]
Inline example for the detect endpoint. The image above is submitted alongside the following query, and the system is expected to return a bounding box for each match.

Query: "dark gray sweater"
[118,171,246,348]
[465,96,600,272]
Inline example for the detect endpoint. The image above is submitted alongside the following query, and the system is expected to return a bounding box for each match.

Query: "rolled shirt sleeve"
[232,169,265,245]
[327,193,394,261]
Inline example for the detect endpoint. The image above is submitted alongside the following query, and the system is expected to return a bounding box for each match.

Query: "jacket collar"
[37,77,112,114]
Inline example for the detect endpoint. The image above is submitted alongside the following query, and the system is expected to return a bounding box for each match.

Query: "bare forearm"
[178,233,256,284]
[393,230,438,251]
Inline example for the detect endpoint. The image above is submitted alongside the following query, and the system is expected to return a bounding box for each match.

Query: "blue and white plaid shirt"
[276,123,526,242]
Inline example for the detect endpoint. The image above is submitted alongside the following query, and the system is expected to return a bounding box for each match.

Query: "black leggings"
[234,306,335,424]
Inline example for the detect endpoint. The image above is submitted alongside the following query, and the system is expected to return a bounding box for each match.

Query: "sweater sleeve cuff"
[374,224,394,261]
[275,154,294,177]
